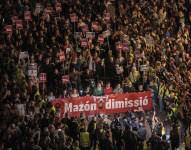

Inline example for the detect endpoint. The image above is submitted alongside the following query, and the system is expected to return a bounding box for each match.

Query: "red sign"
[24,11,32,21]
[62,75,70,83]
[15,20,23,29]
[55,2,62,12]
[70,13,78,23]
[4,25,12,34]
[81,38,88,47]
[52,91,153,117]
[28,63,38,78]
[59,51,65,62]
[39,73,47,82]
[98,35,104,44]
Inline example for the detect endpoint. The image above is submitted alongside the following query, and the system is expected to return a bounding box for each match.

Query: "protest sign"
[52,91,153,117]
[28,63,37,78]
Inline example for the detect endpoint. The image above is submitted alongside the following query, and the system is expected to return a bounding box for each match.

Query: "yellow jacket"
[80,131,90,148]
[128,71,140,83]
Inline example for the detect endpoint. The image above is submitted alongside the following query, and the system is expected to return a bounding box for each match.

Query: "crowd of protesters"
[0,0,191,149]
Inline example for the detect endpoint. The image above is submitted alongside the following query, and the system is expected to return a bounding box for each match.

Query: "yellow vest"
[80,132,90,148]
[172,107,176,113]
[185,135,191,148]
[93,123,96,130]
[51,106,56,113]
[158,84,166,98]
[129,71,140,83]
[143,141,147,150]
[162,127,165,135]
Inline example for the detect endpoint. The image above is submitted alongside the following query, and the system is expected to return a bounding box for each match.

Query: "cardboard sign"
[19,51,29,60]
[55,2,62,12]
[11,16,18,24]
[16,104,26,117]
[86,32,95,39]
[103,30,111,38]
[98,35,104,44]
[28,63,37,77]
[59,51,65,62]
[15,20,23,29]
[92,21,99,31]
[4,25,12,34]
[81,38,88,47]
[24,11,32,21]
[70,13,78,23]
[62,75,70,83]
[39,73,47,82]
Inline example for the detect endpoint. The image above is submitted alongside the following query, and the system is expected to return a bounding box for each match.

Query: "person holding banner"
[93,82,104,96]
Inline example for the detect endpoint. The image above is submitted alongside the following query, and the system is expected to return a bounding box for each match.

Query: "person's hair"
[125,125,130,130]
